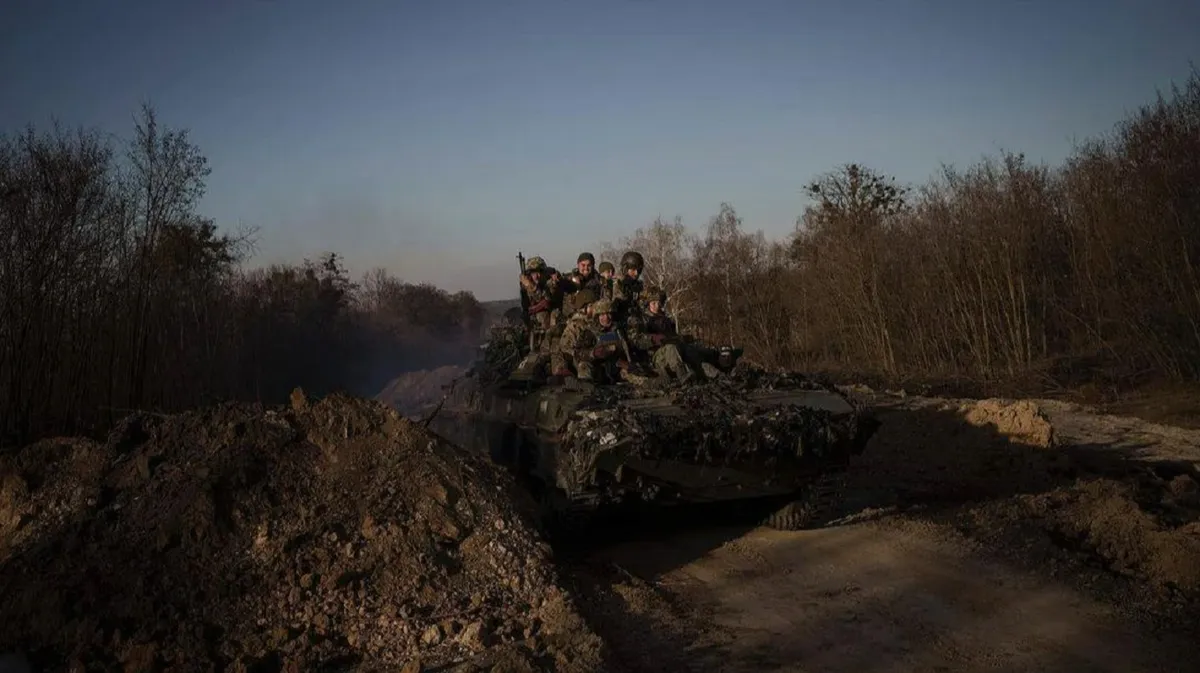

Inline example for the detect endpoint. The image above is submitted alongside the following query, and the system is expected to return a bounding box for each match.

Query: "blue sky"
[2,0,1196,300]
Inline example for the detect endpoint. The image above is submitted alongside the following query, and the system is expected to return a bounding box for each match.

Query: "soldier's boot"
[618,363,655,386]
[654,344,693,384]
[676,366,697,385]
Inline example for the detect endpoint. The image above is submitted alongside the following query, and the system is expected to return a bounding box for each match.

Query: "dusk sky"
[2,0,1196,300]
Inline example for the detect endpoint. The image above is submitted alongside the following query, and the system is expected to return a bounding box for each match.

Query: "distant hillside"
[481,298,520,317]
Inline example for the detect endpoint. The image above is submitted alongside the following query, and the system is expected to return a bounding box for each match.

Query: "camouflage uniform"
[626,286,693,382]
[565,269,605,298]
[613,277,644,314]
[542,266,569,360]
[513,256,566,378]
[562,252,602,296]
[559,298,624,381]
[551,286,600,376]
[612,251,645,323]
[597,261,616,301]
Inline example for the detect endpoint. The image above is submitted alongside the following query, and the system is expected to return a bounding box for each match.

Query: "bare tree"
[124,103,212,406]
[598,216,698,327]
[793,164,908,374]
[6,69,1200,447]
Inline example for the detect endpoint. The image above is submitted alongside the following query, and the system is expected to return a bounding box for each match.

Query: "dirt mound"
[377,365,467,418]
[961,469,1200,606]
[858,393,1200,617]
[857,397,1070,503]
[0,391,604,672]
[961,398,1056,447]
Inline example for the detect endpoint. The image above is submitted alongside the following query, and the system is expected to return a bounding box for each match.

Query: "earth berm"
[0,390,605,672]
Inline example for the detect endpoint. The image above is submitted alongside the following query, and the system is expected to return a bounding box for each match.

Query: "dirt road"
[571,394,1200,673]
[579,519,1190,673]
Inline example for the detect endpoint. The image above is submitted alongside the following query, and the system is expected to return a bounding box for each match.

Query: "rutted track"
[570,519,1195,673]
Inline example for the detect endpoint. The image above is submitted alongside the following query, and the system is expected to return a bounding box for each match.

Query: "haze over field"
[3,0,1196,300]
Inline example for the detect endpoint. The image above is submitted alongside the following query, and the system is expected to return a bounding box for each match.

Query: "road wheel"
[762,466,850,531]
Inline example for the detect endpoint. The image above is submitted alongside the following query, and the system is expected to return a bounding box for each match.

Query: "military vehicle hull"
[429,368,880,535]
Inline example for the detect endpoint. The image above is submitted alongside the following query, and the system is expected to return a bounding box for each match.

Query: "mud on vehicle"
[427,324,881,538]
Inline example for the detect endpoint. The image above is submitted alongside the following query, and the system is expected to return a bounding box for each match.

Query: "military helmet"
[644,285,666,304]
[598,261,615,274]
[591,298,614,315]
[620,250,644,271]
[577,251,595,264]
[571,287,599,312]
[525,256,546,272]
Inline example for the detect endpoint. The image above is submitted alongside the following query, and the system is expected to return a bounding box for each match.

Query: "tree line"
[0,106,487,447]
[603,70,1200,397]
[4,70,1197,446]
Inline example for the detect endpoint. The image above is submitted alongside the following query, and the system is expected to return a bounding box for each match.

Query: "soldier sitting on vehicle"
[559,298,627,383]
[512,256,562,380]
[612,251,645,322]
[626,286,696,383]
[549,286,600,379]
[564,252,605,298]
[596,260,616,300]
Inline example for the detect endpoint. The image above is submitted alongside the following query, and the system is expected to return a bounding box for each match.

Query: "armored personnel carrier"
[427,323,880,535]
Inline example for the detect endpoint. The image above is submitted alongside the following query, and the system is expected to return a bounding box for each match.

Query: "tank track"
[537,489,601,540]
[761,460,853,531]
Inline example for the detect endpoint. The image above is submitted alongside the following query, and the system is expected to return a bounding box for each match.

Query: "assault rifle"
[516,251,532,332]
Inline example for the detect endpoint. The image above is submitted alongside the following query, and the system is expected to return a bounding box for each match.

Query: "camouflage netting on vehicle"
[555,366,864,493]
[476,323,527,384]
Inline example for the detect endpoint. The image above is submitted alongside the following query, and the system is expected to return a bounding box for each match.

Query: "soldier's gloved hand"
[527,299,549,314]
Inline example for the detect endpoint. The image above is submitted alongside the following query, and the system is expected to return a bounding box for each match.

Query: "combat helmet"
[598,261,615,274]
[643,285,666,305]
[525,256,547,272]
[620,250,644,273]
[591,298,614,315]
[570,286,600,313]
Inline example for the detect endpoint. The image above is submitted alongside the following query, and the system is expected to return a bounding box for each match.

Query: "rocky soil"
[0,390,604,672]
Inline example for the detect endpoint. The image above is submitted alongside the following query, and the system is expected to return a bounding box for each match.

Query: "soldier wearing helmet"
[558,297,626,382]
[540,264,568,322]
[596,261,617,301]
[518,256,551,315]
[640,286,675,335]
[550,286,601,378]
[612,250,646,321]
[626,286,694,383]
[512,255,563,379]
[566,285,601,317]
